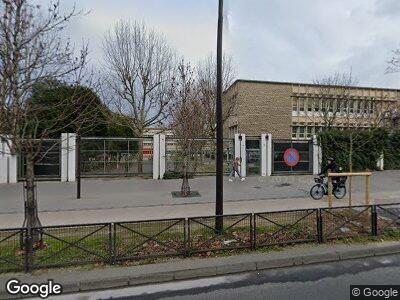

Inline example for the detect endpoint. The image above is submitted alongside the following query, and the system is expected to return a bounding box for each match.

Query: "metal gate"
[18,139,61,181]
[80,137,153,177]
[165,138,234,175]
[246,137,261,175]
[272,140,313,174]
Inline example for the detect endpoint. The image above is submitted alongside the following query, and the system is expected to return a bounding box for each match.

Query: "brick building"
[224,80,400,139]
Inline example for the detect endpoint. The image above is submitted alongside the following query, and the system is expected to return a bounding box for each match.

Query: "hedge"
[318,129,400,171]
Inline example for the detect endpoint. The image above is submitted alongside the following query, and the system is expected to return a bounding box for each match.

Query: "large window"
[292,98,298,112]
[299,98,305,112]
[292,126,298,139]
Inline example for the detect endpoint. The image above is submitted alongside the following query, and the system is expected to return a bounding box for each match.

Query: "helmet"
[327,157,335,161]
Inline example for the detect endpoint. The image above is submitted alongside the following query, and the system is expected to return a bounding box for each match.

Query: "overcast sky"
[59,0,400,88]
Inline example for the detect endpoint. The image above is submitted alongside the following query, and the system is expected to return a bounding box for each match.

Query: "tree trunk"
[23,153,42,246]
[181,158,190,197]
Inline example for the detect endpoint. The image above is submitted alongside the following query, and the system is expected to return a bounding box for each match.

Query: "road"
[53,254,400,300]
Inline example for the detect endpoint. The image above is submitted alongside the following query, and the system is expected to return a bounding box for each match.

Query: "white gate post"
[234,134,246,177]
[152,134,160,179]
[261,134,267,176]
[267,133,272,176]
[0,137,17,183]
[159,134,166,179]
[377,153,384,171]
[61,133,76,182]
[61,133,68,182]
[312,135,321,175]
[261,133,272,176]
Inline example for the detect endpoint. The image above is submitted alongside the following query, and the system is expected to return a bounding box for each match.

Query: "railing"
[1,203,400,273]
[114,218,185,261]
[188,214,252,254]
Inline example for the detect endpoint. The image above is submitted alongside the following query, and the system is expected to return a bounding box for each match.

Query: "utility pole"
[215,0,224,231]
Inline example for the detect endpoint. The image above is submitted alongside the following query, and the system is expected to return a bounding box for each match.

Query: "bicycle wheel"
[310,184,324,200]
[334,186,346,199]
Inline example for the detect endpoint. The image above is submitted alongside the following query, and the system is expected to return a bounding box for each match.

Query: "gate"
[80,137,153,177]
[18,139,61,181]
[272,139,313,174]
[246,137,261,175]
[165,138,234,175]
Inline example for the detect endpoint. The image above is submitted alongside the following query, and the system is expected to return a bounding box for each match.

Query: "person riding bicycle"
[319,157,341,188]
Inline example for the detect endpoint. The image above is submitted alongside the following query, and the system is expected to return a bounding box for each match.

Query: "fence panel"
[188,214,252,254]
[376,203,400,236]
[165,138,234,176]
[81,137,153,177]
[31,223,111,269]
[114,218,186,261]
[0,228,25,273]
[255,209,318,248]
[321,206,372,241]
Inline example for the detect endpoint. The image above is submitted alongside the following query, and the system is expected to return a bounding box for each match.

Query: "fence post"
[185,218,190,257]
[317,209,323,243]
[250,214,255,250]
[327,175,333,208]
[109,223,114,265]
[24,229,33,273]
[371,205,378,236]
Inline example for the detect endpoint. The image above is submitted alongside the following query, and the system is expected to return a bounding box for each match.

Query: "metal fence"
[1,203,400,273]
[114,218,185,261]
[165,138,234,175]
[80,137,153,177]
[188,214,252,254]
[255,209,318,247]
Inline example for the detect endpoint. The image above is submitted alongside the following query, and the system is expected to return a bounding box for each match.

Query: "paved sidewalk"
[0,192,399,227]
[1,241,400,298]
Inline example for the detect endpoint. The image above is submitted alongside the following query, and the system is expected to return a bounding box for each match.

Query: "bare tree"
[169,61,206,196]
[0,0,93,244]
[102,20,175,172]
[197,53,236,138]
[312,71,358,129]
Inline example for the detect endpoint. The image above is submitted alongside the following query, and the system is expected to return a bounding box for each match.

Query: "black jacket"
[320,161,340,175]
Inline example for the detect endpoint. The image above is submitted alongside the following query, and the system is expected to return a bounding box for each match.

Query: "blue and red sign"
[283,147,300,167]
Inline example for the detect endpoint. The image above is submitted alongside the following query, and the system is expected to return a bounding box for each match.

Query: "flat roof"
[227,79,400,93]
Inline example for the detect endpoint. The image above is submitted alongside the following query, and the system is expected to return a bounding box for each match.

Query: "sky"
[55,0,400,89]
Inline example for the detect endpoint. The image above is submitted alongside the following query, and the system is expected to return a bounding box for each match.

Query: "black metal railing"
[255,209,318,248]
[1,203,400,273]
[320,205,372,242]
[113,218,186,262]
[30,223,111,271]
[188,214,252,254]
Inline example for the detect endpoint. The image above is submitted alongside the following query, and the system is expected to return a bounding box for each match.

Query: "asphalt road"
[54,254,400,300]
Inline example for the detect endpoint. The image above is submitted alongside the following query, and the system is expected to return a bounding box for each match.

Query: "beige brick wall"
[233,81,292,139]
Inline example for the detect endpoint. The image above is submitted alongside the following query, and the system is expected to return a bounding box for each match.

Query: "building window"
[307,98,313,112]
[292,126,298,139]
[314,98,320,112]
[299,126,305,138]
[292,98,298,112]
[299,98,305,112]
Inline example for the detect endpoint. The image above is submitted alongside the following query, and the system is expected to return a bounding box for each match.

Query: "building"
[224,80,400,140]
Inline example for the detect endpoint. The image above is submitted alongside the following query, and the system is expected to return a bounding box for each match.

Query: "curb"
[1,243,400,298]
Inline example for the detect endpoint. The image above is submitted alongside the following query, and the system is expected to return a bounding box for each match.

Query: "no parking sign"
[283,147,300,167]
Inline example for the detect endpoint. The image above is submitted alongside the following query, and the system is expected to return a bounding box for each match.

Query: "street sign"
[283,147,300,167]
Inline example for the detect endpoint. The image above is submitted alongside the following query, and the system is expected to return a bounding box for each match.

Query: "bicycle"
[310,175,347,200]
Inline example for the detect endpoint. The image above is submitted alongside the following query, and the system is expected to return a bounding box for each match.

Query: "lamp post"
[215,0,224,231]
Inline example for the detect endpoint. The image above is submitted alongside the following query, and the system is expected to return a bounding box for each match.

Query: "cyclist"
[319,157,341,188]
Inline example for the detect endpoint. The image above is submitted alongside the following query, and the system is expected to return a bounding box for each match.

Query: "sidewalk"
[0,192,399,227]
[1,241,400,298]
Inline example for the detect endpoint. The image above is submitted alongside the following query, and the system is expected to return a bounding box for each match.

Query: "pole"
[215,0,224,232]
[76,134,81,199]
